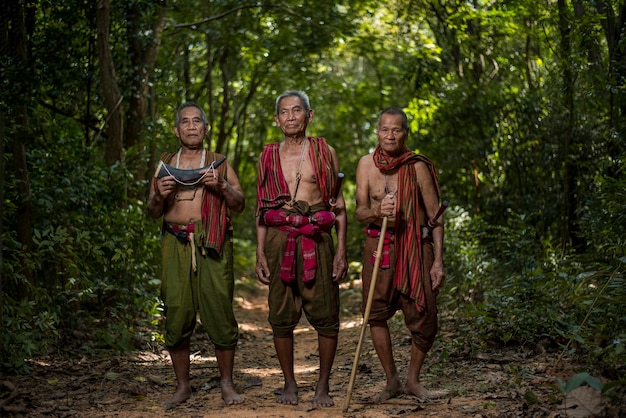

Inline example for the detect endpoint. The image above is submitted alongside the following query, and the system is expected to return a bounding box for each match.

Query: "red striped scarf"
[256,137,335,212]
[160,150,229,255]
[201,151,229,254]
[372,145,439,312]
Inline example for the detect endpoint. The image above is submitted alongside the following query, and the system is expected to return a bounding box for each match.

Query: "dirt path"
[0,281,595,417]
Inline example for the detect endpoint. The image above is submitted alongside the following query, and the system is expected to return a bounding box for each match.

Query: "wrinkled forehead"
[179,106,203,119]
[378,113,405,128]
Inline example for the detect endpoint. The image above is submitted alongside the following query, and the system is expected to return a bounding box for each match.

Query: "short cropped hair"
[175,102,208,128]
[377,107,409,131]
[275,90,311,114]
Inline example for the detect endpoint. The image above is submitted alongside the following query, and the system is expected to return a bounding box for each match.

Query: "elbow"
[231,198,245,214]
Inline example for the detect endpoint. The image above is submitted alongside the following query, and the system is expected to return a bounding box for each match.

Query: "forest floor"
[1,279,622,418]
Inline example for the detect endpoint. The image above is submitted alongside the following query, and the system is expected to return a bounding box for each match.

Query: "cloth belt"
[165,223,200,272]
[263,209,336,283]
[365,223,395,269]
[365,223,432,268]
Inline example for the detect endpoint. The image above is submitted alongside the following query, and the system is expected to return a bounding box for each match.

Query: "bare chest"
[371,171,398,201]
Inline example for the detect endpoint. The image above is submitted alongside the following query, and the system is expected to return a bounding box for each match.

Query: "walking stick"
[343,216,388,412]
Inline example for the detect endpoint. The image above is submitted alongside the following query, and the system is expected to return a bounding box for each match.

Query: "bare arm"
[147,175,175,220]
[416,162,445,290]
[255,209,270,285]
[328,146,348,282]
[254,157,270,285]
[355,155,380,224]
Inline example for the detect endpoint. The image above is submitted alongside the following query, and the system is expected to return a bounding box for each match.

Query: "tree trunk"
[97,0,124,165]
[125,2,166,182]
[557,0,586,252]
[2,0,34,297]
[596,1,626,178]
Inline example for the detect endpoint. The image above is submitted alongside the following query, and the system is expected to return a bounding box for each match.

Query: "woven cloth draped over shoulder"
[256,137,336,213]
[263,201,335,283]
[372,145,440,313]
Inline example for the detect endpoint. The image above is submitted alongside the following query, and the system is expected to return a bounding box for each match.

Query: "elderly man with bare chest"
[255,90,348,407]
[355,107,445,403]
[147,102,245,408]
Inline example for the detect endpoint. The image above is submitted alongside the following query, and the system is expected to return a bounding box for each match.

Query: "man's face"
[174,106,206,147]
[274,96,313,137]
[377,113,407,156]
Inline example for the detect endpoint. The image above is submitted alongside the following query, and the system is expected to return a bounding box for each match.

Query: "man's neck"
[284,134,308,145]
[180,145,205,154]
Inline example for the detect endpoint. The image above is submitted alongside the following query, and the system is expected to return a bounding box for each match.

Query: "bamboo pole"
[343,216,388,412]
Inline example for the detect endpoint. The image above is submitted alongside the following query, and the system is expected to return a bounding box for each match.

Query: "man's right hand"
[379,192,396,218]
[255,253,270,285]
[156,175,176,199]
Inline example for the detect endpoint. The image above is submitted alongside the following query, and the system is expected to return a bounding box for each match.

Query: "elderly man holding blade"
[147,102,245,408]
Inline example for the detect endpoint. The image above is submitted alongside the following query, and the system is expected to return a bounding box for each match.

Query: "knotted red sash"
[364,225,395,269]
[263,209,336,282]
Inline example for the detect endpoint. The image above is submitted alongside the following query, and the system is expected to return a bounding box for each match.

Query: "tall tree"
[2,0,34,294]
[97,0,124,165]
[124,0,167,180]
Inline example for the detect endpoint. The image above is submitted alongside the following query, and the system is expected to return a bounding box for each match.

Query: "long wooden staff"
[343,216,388,412]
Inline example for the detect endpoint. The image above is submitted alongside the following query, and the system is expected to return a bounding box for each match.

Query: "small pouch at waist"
[420,225,434,242]
[165,223,195,242]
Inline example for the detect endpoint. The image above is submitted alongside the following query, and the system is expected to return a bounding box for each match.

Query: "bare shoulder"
[357,152,374,168]
[414,159,436,186]
[414,159,430,173]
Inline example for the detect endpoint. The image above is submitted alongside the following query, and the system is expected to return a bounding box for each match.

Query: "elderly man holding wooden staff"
[349,107,446,408]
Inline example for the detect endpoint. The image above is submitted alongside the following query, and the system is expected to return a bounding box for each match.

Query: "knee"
[408,322,438,352]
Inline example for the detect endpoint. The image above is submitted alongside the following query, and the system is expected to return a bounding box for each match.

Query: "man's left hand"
[202,168,224,191]
[431,261,446,291]
[332,254,348,282]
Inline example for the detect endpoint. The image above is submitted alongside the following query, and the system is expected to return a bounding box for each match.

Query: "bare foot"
[221,380,244,405]
[372,384,403,403]
[312,384,334,407]
[275,383,298,405]
[404,383,438,401]
[162,386,191,409]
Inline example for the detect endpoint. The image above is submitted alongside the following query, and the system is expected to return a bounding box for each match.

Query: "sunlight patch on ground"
[240,364,318,377]
[341,319,363,329]
[235,296,268,310]
[340,278,362,290]
[240,367,281,376]
[190,354,216,363]
[239,322,268,332]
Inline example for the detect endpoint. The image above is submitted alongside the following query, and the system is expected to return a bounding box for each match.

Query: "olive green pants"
[160,226,238,350]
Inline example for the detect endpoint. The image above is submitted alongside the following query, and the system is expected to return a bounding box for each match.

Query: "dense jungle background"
[1,0,625,416]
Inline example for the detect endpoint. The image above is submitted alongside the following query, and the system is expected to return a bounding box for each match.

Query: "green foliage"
[2,0,625,388]
[556,372,602,394]
[443,212,625,375]
[1,297,59,374]
[2,138,162,372]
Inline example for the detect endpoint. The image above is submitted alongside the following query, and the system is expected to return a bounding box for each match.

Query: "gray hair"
[275,90,311,114]
[175,102,208,128]
[377,107,409,131]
